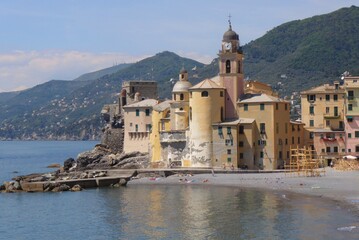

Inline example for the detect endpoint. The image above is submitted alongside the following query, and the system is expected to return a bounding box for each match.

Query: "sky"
[0,0,358,92]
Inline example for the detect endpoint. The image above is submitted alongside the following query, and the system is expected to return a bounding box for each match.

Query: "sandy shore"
[129,168,359,211]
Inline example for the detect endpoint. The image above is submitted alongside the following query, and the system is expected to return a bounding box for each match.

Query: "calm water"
[0,141,358,240]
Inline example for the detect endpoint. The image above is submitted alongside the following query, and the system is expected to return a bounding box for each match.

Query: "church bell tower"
[218,18,244,119]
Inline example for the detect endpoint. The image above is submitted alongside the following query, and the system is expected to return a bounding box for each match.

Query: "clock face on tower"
[224,42,232,51]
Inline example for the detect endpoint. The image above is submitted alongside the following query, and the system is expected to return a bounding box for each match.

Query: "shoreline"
[129,168,359,213]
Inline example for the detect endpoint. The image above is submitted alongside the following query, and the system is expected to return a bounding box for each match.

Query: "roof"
[223,24,239,42]
[190,79,224,90]
[153,100,172,112]
[301,84,345,94]
[290,120,305,125]
[239,94,287,103]
[173,80,192,92]
[123,99,158,108]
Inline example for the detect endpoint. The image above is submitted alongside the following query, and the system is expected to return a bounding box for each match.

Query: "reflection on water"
[99,185,359,240]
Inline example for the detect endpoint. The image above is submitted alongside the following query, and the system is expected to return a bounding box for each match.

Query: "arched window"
[226,60,231,73]
[173,94,176,101]
[180,93,184,100]
[201,91,209,97]
[179,107,183,111]
[237,61,241,73]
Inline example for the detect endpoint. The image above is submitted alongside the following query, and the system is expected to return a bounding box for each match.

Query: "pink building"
[345,116,359,156]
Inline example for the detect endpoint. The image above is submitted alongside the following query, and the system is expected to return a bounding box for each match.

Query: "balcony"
[324,113,341,119]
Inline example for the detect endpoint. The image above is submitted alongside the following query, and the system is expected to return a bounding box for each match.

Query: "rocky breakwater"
[1,144,149,193]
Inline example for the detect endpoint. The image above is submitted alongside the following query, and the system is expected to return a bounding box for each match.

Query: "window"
[309,106,314,114]
[326,120,330,127]
[260,152,264,158]
[326,107,329,114]
[276,103,278,110]
[239,141,244,147]
[348,149,352,152]
[220,91,224,97]
[348,104,353,111]
[348,133,352,138]
[225,139,233,146]
[260,103,265,110]
[227,127,231,134]
[237,61,241,73]
[260,123,266,134]
[180,94,184,101]
[285,103,288,111]
[334,94,338,101]
[136,109,140,116]
[310,132,314,139]
[146,124,152,132]
[226,60,231,73]
[333,146,338,153]
[287,151,289,159]
[285,138,288,145]
[218,126,223,135]
[244,104,248,111]
[135,124,138,132]
[201,91,208,97]
[326,147,330,153]
[239,126,244,134]
[292,136,294,144]
[227,157,232,162]
[298,137,300,144]
[347,116,353,122]
[279,151,282,160]
[227,149,232,155]
[348,91,354,100]
[334,106,338,116]
[189,107,192,121]
[173,94,176,100]
[145,109,150,116]
[321,149,325,153]
[276,123,279,134]
[356,146,359,152]
[308,94,316,102]
[239,153,244,159]
[355,131,359,138]
[221,107,224,122]
[310,120,314,127]
[325,95,330,101]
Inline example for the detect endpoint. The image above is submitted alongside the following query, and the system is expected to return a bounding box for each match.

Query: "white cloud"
[0,50,149,92]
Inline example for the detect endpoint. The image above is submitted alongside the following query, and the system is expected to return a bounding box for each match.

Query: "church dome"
[173,80,192,93]
[223,28,239,42]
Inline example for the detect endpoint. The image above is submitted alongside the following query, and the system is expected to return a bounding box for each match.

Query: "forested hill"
[242,5,359,94]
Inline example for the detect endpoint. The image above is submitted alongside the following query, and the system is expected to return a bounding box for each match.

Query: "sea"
[0,141,358,240]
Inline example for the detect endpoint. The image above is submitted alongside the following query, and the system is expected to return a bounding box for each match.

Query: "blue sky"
[0,0,358,92]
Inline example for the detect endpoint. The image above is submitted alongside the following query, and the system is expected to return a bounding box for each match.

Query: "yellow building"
[237,94,303,169]
[123,99,158,153]
[300,82,346,160]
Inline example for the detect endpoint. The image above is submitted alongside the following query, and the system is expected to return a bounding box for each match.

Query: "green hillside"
[73,63,132,82]
[0,52,208,140]
[243,5,359,95]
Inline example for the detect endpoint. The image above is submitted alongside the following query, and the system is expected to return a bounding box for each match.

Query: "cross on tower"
[228,14,232,29]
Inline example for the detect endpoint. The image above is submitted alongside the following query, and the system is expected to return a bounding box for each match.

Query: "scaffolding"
[285,146,325,177]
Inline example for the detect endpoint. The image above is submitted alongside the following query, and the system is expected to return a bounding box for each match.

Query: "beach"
[130,168,359,212]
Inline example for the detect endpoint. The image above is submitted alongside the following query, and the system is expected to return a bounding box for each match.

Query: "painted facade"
[343,76,359,156]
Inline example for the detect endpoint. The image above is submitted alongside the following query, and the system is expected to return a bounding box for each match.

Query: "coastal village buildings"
[114,22,307,170]
[300,76,359,163]
[106,22,358,170]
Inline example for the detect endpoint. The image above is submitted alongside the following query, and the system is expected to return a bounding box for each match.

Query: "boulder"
[52,184,70,192]
[63,158,75,171]
[71,184,82,192]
